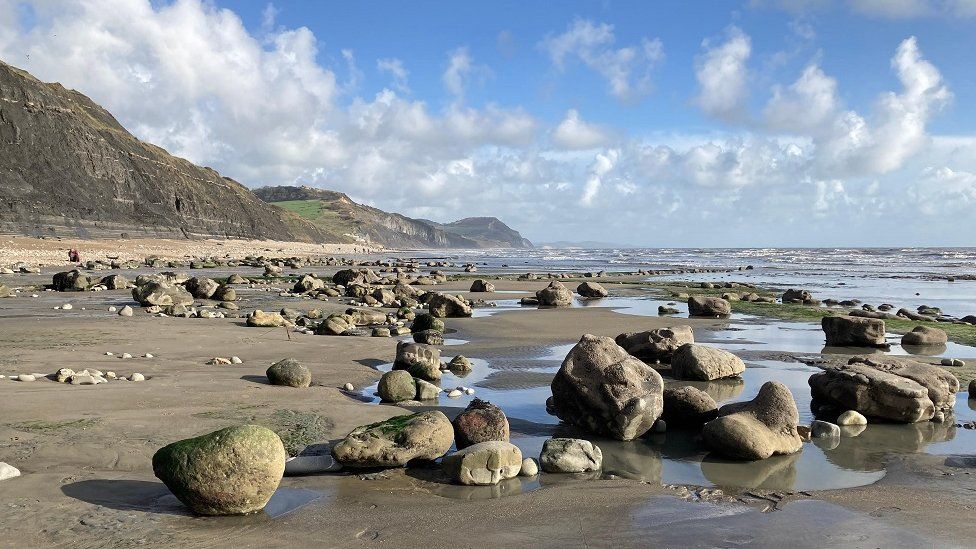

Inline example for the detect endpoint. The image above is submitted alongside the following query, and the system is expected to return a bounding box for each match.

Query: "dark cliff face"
[0,61,337,242]
[434,217,533,248]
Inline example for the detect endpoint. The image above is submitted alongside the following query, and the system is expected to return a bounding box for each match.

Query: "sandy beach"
[1,261,975,548]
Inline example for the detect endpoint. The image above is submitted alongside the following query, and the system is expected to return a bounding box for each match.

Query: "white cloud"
[694,26,752,122]
[551,109,613,150]
[377,57,409,93]
[540,19,664,103]
[910,167,976,215]
[850,0,934,17]
[580,150,618,206]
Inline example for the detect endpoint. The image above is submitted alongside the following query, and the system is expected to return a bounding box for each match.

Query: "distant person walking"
[68,248,80,263]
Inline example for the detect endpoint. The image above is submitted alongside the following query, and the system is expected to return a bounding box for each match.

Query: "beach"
[1,249,975,547]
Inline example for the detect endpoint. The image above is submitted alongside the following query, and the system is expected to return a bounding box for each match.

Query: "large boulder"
[615,325,694,363]
[377,370,417,402]
[441,441,522,486]
[393,341,441,382]
[332,268,378,287]
[901,326,948,346]
[702,381,803,460]
[452,398,510,449]
[662,386,718,428]
[331,411,454,467]
[550,334,664,441]
[316,313,352,335]
[152,425,285,515]
[345,308,387,326]
[536,281,573,307]
[670,344,746,381]
[782,289,813,304]
[576,282,608,298]
[427,293,472,318]
[411,313,445,333]
[52,269,92,291]
[100,274,130,290]
[469,279,495,293]
[132,282,194,307]
[266,358,311,388]
[809,356,958,423]
[539,438,602,473]
[184,277,219,299]
[688,296,731,317]
[294,274,325,293]
[821,315,887,348]
[246,309,286,327]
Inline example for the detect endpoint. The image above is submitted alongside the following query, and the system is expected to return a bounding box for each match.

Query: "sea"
[399,247,976,318]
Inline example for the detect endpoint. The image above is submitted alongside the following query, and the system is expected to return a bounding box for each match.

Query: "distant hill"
[0,60,339,242]
[254,186,532,249]
[425,217,534,249]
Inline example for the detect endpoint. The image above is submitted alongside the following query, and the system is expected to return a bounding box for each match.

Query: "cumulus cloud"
[694,26,752,122]
[910,167,976,215]
[540,19,664,102]
[849,0,976,17]
[377,57,409,93]
[0,0,967,245]
[551,109,613,150]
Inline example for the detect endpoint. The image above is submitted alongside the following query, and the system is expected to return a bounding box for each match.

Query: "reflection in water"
[360,312,975,496]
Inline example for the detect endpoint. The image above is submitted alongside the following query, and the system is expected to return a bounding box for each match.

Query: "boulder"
[331,411,454,467]
[266,358,311,388]
[185,277,219,299]
[448,355,473,373]
[411,313,445,333]
[470,279,495,293]
[539,438,602,473]
[132,282,194,307]
[576,282,608,298]
[901,326,948,346]
[452,398,510,449]
[687,296,731,317]
[550,334,664,441]
[782,289,813,304]
[809,356,958,423]
[100,274,130,290]
[377,370,417,402]
[0,462,21,482]
[152,425,285,515]
[52,269,92,291]
[702,381,803,460]
[316,313,352,335]
[536,281,573,307]
[212,285,236,302]
[427,293,472,318]
[810,420,840,438]
[442,441,522,486]
[294,274,325,293]
[662,386,718,428]
[413,329,444,345]
[246,310,286,328]
[615,325,694,363]
[415,378,441,400]
[332,269,368,287]
[345,308,387,326]
[809,357,959,423]
[393,341,441,382]
[670,344,746,381]
[821,315,887,348]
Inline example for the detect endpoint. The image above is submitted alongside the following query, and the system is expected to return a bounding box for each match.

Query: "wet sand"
[0,272,974,548]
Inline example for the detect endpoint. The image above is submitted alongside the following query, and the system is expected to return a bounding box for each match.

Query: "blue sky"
[2,0,976,246]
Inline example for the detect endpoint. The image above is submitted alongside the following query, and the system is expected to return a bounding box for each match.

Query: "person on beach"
[68,248,80,263]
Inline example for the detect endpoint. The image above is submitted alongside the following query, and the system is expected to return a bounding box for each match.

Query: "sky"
[1,0,975,247]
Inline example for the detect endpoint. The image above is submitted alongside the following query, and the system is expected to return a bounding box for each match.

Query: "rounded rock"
[266,358,311,388]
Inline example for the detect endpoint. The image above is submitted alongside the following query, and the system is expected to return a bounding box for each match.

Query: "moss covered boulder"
[266,358,311,388]
[152,425,286,515]
[411,313,445,333]
[331,411,454,467]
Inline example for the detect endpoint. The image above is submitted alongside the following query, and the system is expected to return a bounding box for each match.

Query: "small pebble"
[144,353,154,359]
[15,374,36,382]
[108,306,117,312]
[231,356,243,364]
[464,388,475,395]
[121,353,133,359]
[447,389,463,398]
[130,373,145,382]
[343,382,355,391]
[105,352,114,356]
[62,303,73,310]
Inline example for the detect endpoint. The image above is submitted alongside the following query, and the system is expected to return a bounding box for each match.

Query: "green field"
[272,199,360,239]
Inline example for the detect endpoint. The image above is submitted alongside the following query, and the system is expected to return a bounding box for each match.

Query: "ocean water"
[407,247,976,318]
